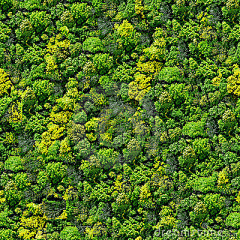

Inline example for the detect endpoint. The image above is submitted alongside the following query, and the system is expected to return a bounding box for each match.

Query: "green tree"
[192,173,218,193]
[226,212,240,229]
[0,229,15,240]
[0,0,12,12]
[168,83,187,106]
[32,79,54,102]
[158,66,183,83]
[74,138,91,159]
[4,156,24,172]
[30,11,50,33]
[60,11,74,28]
[189,201,208,225]
[155,91,173,114]
[45,162,67,185]
[16,19,34,41]
[70,3,91,25]
[182,121,206,138]
[178,145,197,169]
[218,109,237,134]
[192,138,211,160]
[203,193,225,216]
[123,138,142,162]
[97,148,120,170]
[114,19,138,51]
[82,37,103,53]
[92,53,113,75]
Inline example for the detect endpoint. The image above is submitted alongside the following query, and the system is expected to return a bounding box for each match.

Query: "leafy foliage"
[1,0,240,239]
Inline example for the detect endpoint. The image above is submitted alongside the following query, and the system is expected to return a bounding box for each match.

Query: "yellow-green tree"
[227,64,240,95]
[0,68,12,97]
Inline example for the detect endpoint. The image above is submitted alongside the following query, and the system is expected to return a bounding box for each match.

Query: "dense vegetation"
[1,0,240,239]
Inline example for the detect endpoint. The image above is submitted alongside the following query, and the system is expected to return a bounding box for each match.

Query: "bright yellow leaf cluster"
[8,102,23,123]
[227,65,240,95]
[36,123,65,155]
[18,203,47,240]
[212,71,222,86]
[217,169,229,187]
[128,72,151,101]
[135,0,145,18]
[0,68,12,96]
[115,20,134,38]
[50,110,73,124]
[236,191,240,203]
[139,183,151,202]
[143,37,166,61]
[59,137,71,155]
[45,54,58,73]
[47,36,70,55]
[136,60,162,76]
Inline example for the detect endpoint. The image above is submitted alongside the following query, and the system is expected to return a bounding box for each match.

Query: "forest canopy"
[0,0,240,239]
